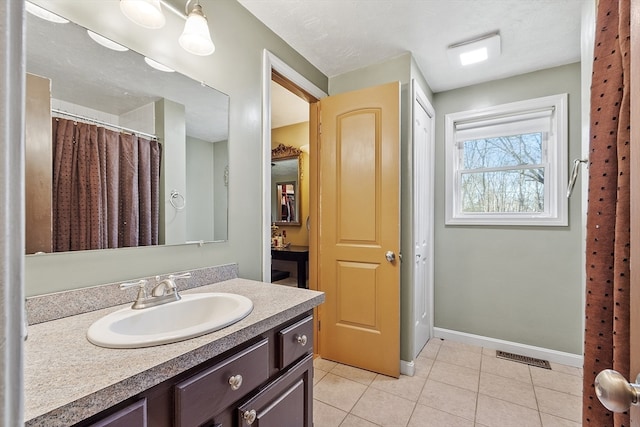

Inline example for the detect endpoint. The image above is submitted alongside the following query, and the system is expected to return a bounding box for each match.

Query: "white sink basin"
[87,293,253,349]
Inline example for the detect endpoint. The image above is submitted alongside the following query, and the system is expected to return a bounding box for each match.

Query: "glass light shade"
[120,0,166,29]
[144,57,175,72]
[87,31,129,52]
[26,2,69,23]
[179,4,215,56]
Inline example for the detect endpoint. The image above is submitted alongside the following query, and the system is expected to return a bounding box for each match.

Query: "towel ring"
[170,190,186,210]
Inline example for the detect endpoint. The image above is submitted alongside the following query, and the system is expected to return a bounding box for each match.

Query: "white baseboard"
[433,327,583,368]
[400,360,415,376]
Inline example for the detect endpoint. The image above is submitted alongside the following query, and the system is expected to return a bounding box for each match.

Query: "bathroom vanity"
[24,274,324,427]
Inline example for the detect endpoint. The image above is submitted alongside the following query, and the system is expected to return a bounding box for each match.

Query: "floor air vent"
[496,351,551,369]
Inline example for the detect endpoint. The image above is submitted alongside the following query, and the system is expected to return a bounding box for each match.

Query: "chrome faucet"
[120,272,191,310]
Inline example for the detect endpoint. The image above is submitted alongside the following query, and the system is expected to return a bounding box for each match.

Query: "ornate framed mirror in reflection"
[24,5,230,254]
[271,144,302,226]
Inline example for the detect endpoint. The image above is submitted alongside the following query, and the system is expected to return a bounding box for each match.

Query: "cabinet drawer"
[175,339,269,427]
[278,316,313,369]
[89,398,146,427]
[237,353,313,427]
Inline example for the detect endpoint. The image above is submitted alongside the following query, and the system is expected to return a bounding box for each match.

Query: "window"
[445,94,568,226]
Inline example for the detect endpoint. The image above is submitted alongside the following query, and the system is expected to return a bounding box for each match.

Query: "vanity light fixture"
[447,32,501,67]
[179,0,215,56]
[25,2,69,24]
[87,30,129,52]
[144,57,175,72]
[120,0,166,29]
[118,0,215,57]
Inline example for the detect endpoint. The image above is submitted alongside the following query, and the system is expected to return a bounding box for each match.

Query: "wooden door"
[317,82,401,378]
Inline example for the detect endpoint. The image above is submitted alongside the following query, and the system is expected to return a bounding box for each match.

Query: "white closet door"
[413,82,434,358]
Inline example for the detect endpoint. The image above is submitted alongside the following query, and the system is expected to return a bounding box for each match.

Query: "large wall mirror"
[271,144,302,226]
[25,5,230,255]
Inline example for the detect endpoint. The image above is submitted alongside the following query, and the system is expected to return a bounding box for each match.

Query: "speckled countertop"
[24,278,324,426]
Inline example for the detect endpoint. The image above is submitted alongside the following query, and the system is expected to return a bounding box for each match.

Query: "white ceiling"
[271,81,309,128]
[33,1,585,133]
[237,0,585,93]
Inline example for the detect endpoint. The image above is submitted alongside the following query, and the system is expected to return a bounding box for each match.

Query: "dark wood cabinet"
[278,315,313,369]
[74,313,314,427]
[271,246,309,288]
[87,399,147,427]
[175,339,270,427]
[236,354,313,427]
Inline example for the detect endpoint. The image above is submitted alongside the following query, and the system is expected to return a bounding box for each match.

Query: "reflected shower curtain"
[52,118,161,252]
[583,0,631,426]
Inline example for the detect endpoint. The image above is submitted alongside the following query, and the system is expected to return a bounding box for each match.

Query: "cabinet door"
[89,399,147,427]
[236,354,313,427]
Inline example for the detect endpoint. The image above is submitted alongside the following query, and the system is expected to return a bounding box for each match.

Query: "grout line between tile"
[529,364,544,422]
[405,374,430,427]
[474,350,483,423]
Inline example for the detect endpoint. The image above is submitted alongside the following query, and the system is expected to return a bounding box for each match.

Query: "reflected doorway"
[268,72,317,289]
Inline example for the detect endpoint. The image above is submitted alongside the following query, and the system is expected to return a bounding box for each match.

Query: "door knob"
[594,369,640,412]
[385,251,396,262]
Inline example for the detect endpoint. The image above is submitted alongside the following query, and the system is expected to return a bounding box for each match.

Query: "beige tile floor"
[312,338,583,427]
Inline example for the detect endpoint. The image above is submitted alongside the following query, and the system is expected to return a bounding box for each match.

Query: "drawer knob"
[243,409,257,424]
[296,334,308,346]
[228,374,243,391]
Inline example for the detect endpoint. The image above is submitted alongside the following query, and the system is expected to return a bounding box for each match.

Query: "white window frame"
[445,94,568,226]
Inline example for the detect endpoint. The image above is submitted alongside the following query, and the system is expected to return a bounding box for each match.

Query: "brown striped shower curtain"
[52,118,161,252]
[583,0,631,425]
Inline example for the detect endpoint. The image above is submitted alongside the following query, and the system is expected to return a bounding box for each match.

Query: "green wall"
[186,136,215,242]
[25,0,327,296]
[433,63,583,354]
[213,140,229,242]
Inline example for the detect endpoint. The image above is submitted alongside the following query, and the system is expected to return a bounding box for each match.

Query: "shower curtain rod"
[51,109,158,141]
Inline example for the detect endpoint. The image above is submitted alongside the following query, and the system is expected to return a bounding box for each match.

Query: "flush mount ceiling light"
[25,2,69,23]
[120,0,166,29]
[179,0,215,56]
[447,32,501,67]
[87,30,129,52]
